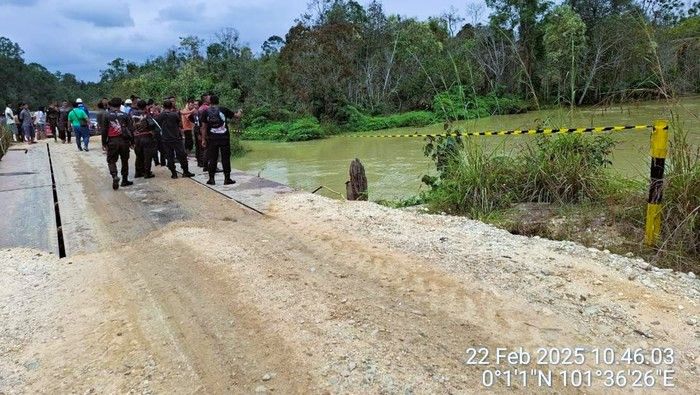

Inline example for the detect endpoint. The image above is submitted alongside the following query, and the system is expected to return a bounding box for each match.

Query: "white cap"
[76,98,83,103]
[125,99,132,104]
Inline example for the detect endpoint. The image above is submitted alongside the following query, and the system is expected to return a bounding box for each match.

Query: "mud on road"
[1,141,698,394]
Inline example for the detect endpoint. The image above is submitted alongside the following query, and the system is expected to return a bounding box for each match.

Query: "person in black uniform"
[46,103,60,142]
[130,100,159,179]
[155,100,194,179]
[101,98,134,190]
[201,95,241,185]
[58,101,71,144]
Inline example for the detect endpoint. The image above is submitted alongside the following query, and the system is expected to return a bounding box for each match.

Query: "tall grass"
[656,118,700,270]
[423,139,516,218]
[433,88,528,121]
[520,134,616,203]
[422,133,617,218]
[421,123,699,271]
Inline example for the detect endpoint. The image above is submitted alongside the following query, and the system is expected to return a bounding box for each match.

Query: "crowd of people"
[3,99,92,148]
[3,93,242,191]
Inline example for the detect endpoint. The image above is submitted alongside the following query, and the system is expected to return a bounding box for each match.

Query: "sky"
[0,0,488,82]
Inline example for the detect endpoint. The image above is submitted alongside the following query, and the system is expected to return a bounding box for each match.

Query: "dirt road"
[1,141,698,394]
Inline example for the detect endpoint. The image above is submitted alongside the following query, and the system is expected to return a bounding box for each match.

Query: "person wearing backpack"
[101,98,134,190]
[200,95,240,186]
[130,100,159,179]
[68,102,90,151]
[155,100,194,179]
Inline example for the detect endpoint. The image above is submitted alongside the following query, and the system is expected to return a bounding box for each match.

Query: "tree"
[262,36,285,56]
[486,0,550,95]
[440,6,465,37]
[100,58,127,82]
[544,5,587,108]
[178,35,204,60]
[0,37,23,60]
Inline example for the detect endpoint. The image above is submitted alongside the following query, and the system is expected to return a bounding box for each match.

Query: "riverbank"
[240,94,528,142]
[405,116,698,272]
[234,97,700,201]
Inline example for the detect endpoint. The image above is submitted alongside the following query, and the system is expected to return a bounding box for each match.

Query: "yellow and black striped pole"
[645,120,669,246]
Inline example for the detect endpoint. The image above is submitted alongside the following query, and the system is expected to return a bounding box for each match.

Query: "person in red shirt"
[180,98,196,155]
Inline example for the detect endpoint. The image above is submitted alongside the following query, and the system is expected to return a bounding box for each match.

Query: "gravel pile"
[274,193,700,378]
[0,248,64,392]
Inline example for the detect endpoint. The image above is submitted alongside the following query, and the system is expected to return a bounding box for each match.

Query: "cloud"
[0,0,482,81]
[2,0,39,6]
[158,2,205,22]
[61,2,135,27]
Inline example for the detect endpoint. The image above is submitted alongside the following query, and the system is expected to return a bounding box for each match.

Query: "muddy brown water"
[235,98,700,201]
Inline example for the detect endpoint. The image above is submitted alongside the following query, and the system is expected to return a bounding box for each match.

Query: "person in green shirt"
[68,101,90,151]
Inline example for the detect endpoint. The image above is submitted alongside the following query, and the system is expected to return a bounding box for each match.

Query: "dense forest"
[2,0,698,140]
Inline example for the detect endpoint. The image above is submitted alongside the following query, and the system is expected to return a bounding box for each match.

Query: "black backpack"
[206,106,226,134]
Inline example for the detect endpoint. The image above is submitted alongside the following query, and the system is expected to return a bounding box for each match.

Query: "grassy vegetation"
[340,107,438,132]
[243,116,324,142]
[654,118,699,270]
[230,134,248,158]
[240,93,530,142]
[432,88,528,121]
[0,124,11,160]
[415,126,699,272]
[421,133,617,216]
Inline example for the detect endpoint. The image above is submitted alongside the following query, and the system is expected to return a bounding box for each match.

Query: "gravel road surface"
[0,141,697,394]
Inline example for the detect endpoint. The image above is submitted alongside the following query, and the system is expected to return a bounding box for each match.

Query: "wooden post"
[346,158,368,201]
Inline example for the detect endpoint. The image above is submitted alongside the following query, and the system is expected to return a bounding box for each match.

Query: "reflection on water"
[234,98,699,201]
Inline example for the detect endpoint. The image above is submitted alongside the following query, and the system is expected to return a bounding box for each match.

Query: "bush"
[243,105,295,127]
[432,87,527,121]
[286,117,324,141]
[520,134,616,203]
[230,135,248,158]
[340,106,438,132]
[243,122,287,140]
[243,116,324,141]
[422,137,518,218]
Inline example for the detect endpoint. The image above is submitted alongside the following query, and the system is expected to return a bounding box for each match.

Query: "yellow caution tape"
[352,125,652,139]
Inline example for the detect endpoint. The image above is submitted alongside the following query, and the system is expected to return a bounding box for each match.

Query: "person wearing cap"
[68,101,90,151]
[75,98,89,116]
[120,99,133,115]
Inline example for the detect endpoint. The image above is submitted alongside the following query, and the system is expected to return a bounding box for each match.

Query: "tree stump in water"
[346,158,368,201]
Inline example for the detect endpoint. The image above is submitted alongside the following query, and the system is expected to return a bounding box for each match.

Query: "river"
[234,98,700,201]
